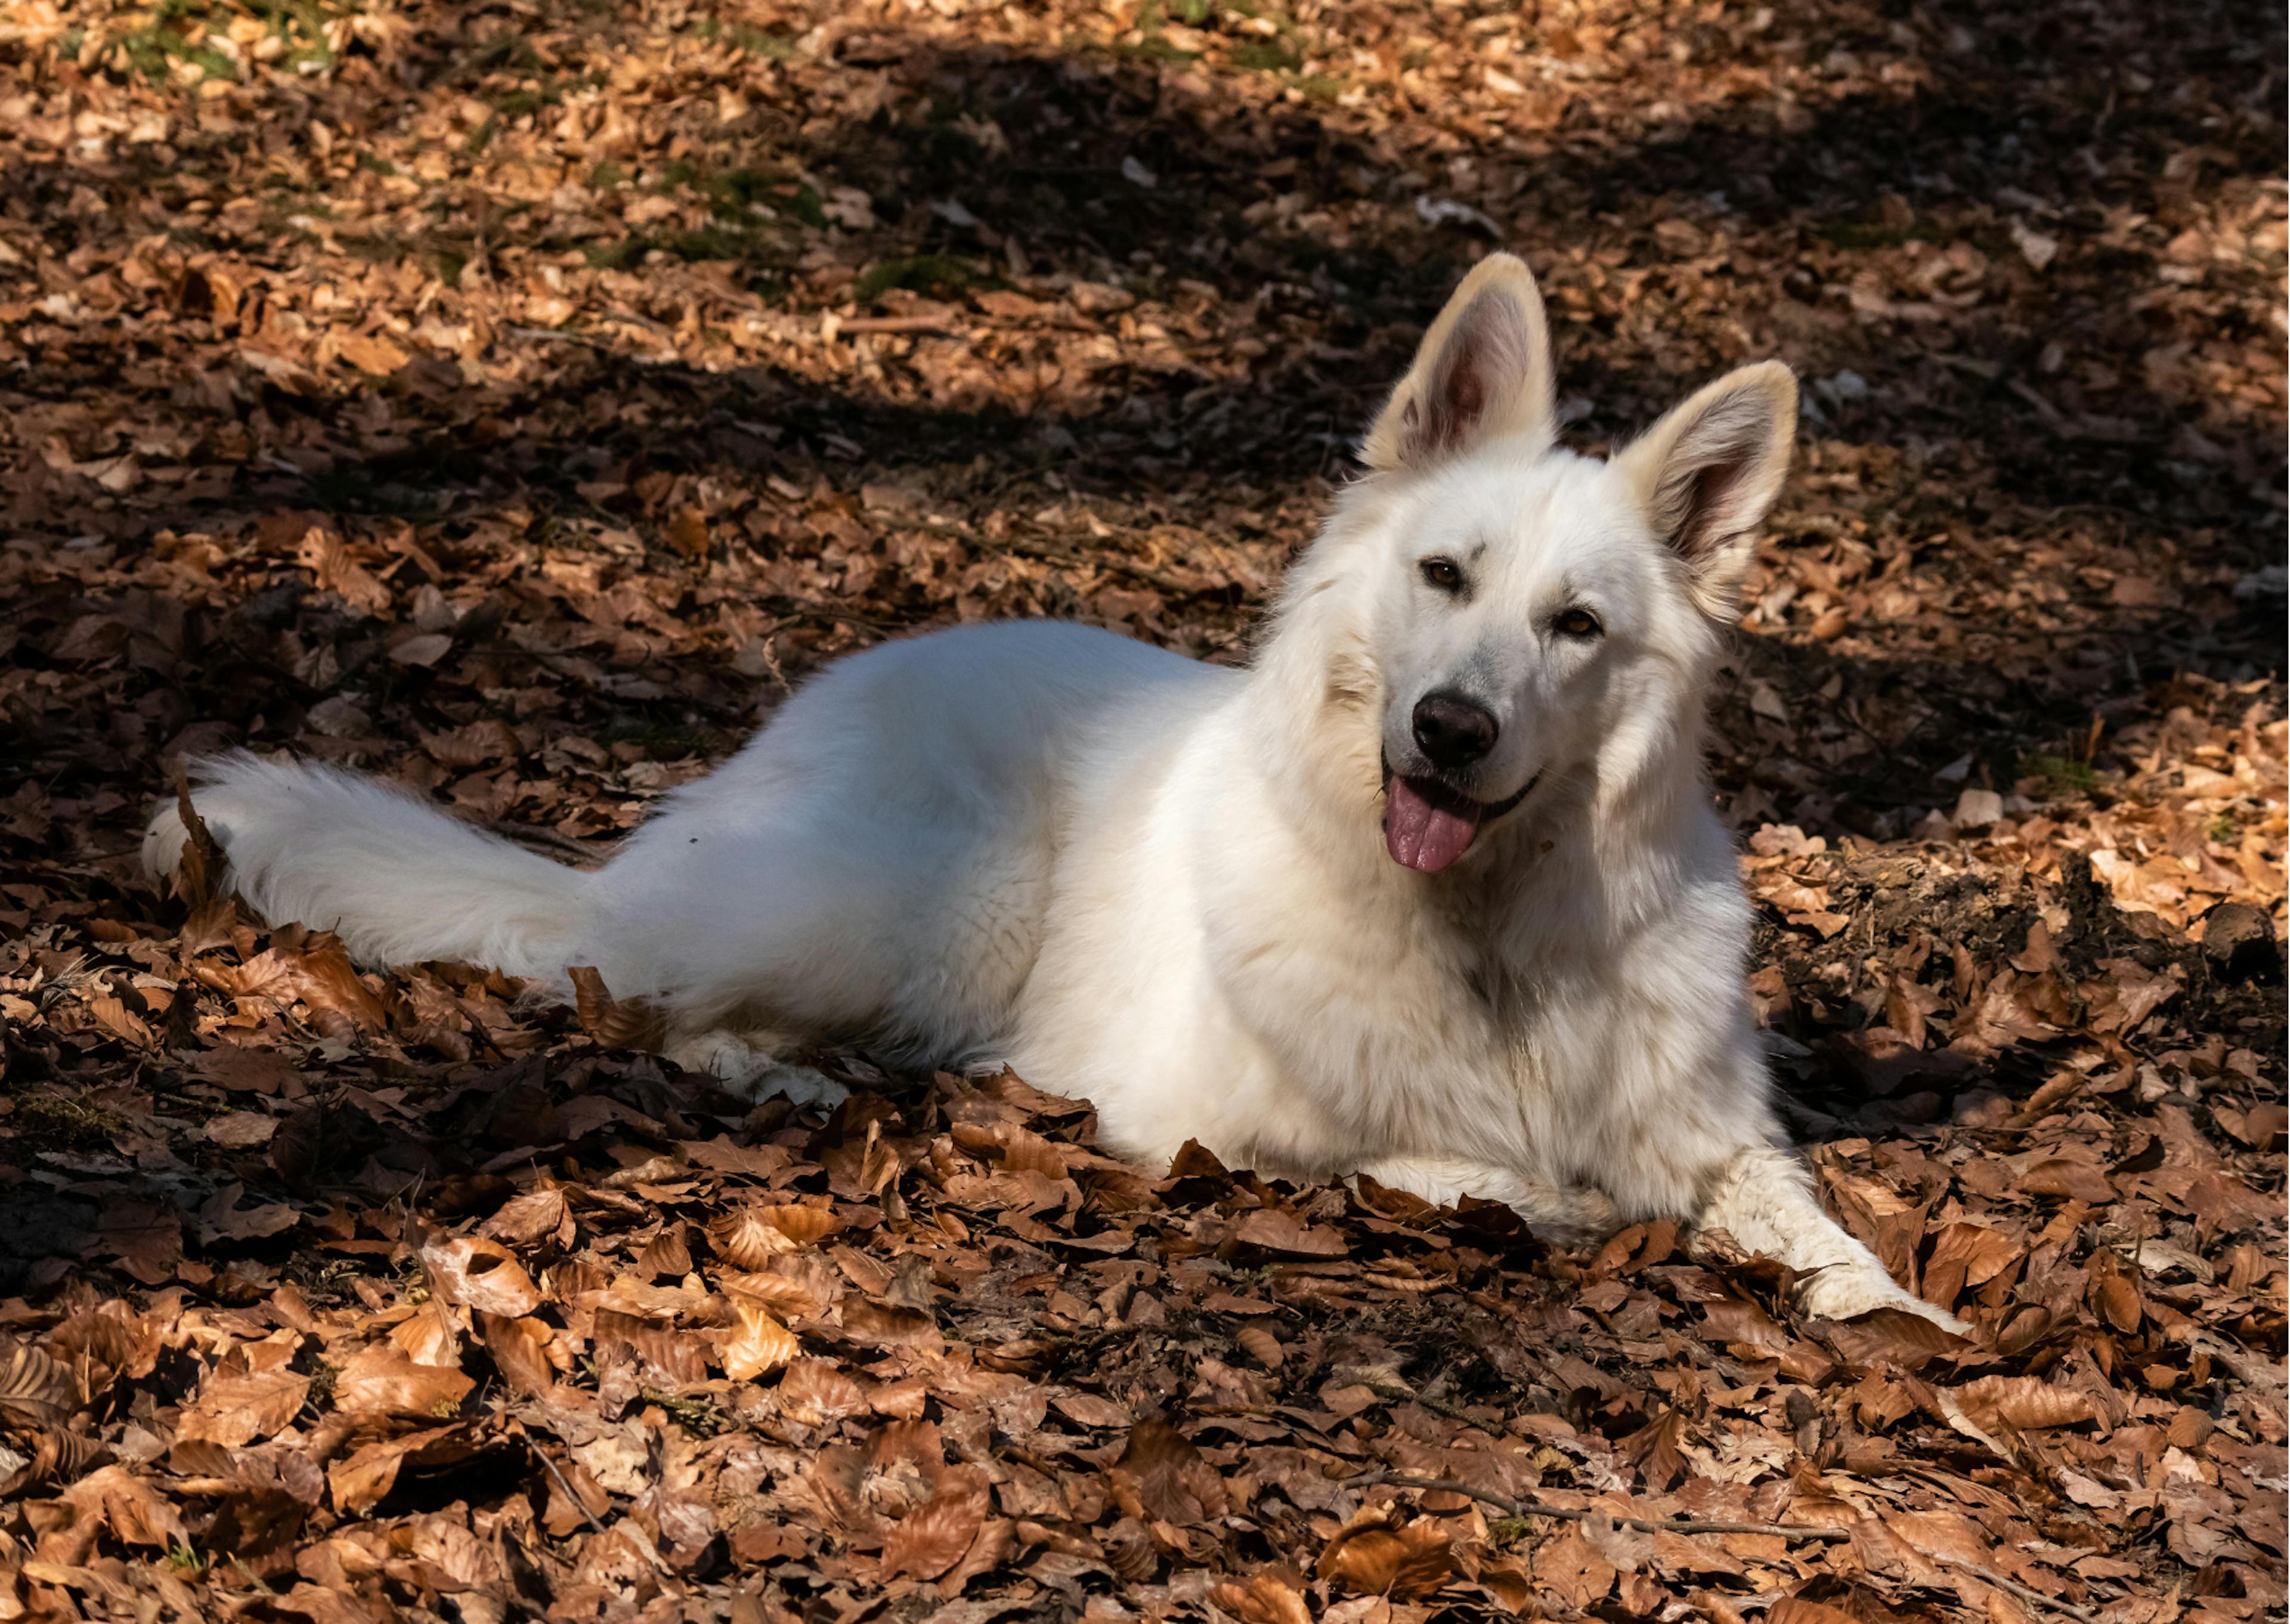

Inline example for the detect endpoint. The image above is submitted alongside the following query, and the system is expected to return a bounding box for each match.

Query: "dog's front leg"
[661,1028,850,1109]
[1697,1143,1967,1332]
[1353,1156,1619,1247]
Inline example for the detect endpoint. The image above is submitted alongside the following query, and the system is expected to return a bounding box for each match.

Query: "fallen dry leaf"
[330,1346,475,1422]
[720,1300,800,1381]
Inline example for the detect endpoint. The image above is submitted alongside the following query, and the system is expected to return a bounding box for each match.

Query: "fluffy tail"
[145,752,594,983]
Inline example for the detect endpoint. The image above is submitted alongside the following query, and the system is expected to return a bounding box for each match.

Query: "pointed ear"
[1361,253,1555,473]
[1614,361,1798,617]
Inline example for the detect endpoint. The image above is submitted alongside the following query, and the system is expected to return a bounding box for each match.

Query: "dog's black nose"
[1412,691,1497,768]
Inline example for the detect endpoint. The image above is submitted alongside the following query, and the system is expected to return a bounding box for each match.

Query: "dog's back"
[596,619,1226,1054]
[151,619,1226,1062]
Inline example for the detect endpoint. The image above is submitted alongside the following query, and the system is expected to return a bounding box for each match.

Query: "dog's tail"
[144,752,595,984]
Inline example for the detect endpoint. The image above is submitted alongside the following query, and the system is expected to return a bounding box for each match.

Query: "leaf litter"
[0,0,2283,1620]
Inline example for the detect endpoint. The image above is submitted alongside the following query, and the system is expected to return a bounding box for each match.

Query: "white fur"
[148,254,1963,1331]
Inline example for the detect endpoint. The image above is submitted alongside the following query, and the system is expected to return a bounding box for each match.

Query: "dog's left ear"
[1616,361,1798,617]
[1362,253,1555,472]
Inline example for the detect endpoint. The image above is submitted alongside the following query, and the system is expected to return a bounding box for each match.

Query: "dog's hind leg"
[662,1028,850,1110]
[1695,1143,1969,1332]
[1353,1156,1619,1246]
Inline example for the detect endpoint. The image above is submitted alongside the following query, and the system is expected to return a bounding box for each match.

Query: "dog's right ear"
[1361,253,1555,473]
[1613,360,1798,619]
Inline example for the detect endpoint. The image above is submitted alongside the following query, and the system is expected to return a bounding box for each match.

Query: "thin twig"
[523,1434,680,1582]
[503,324,614,349]
[500,324,679,363]
[527,1440,611,1538]
[761,595,908,633]
[1365,1381,1488,1428]
[1918,1553,2102,1623]
[833,314,961,336]
[1342,1470,1850,1545]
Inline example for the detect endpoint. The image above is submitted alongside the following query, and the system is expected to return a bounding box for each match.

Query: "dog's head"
[1303,253,1796,874]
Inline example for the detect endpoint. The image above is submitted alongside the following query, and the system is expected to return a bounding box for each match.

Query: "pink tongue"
[1383,775,1481,872]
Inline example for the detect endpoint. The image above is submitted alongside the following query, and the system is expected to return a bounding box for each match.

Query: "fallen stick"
[831,314,961,335]
[1917,1554,2102,1623]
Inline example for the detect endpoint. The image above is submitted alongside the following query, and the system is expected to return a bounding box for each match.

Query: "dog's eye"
[1419,557,1464,594]
[1554,608,1602,640]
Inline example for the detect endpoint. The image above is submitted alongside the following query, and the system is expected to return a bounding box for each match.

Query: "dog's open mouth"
[1381,767,1539,873]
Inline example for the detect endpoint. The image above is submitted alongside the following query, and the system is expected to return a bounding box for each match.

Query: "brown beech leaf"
[1920,1221,2025,1310]
[421,1232,543,1318]
[2084,956,2180,1034]
[720,1300,800,1381]
[389,1299,463,1368]
[568,965,666,1050]
[716,1270,824,1319]
[2016,1158,2117,1204]
[95,1202,182,1287]
[326,1427,462,1518]
[707,1201,847,1265]
[707,1207,791,1269]
[0,1428,111,1496]
[484,1186,571,1246]
[1211,1569,1314,1624]
[1769,1601,1862,1624]
[296,527,393,616]
[881,1468,990,1582]
[776,1359,871,1428]
[1820,1307,1967,1371]
[839,1300,940,1350]
[2088,1249,2146,1333]
[279,931,390,1028]
[575,1277,723,1323]
[1317,1507,1456,1599]
[178,1367,310,1449]
[756,1202,844,1246]
[1051,1391,1132,1429]
[477,1313,559,1399]
[330,1344,474,1421]
[1107,1418,1227,1527]
[1232,1206,1348,1257]
[168,765,227,907]
[44,1303,162,1394]
[54,1464,190,1555]
[668,504,711,559]
[639,1225,694,1279]
[1532,1524,1618,1610]
[1620,1406,1689,1490]
[0,1341,81,1427]
[1237,1326,1286,1368]
[1949,1375,2096,1433]
[335,330,410,377]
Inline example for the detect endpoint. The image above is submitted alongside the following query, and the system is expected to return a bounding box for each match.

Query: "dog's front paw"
[1528,1185,1623,1249]
[1797,1265,1970,1335]
[667,1031,853,1110]
[738,1061,851,1109]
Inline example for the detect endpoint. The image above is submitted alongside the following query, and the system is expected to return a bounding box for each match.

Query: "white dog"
[149,255,1962,1329]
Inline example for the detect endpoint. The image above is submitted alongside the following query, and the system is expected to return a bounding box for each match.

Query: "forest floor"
[0,1,2284,1622]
